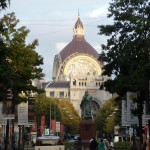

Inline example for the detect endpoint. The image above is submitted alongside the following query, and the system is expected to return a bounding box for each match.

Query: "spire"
[73,11,84,38]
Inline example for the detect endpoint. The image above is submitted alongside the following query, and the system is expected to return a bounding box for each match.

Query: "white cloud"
[88,7,108,18]
[56,42,68,52]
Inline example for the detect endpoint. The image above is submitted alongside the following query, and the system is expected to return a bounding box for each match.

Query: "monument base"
[79,120,96,150]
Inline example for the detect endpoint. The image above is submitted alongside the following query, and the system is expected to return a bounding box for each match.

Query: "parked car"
[68,139,77,143]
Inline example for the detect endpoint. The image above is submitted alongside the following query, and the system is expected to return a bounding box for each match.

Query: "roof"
[59,37,99,63]
[41,81,50,89]
[74,16,83,30]
[46,81,70,88]
[59,15,99,63]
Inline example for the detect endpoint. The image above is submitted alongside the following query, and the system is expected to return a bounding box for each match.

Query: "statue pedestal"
[79,120,96,150]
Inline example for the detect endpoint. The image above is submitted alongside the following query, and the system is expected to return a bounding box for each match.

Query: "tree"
[35,95,80,134]
[98,0,150,147]
[95,97,120,135]
[59,100,80,134]
[0,12,44,149]
[0,0,10,11]
[35,94,61,136]
[0,12,44,102]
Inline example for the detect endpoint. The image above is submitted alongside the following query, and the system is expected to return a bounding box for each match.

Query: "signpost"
[18,102,28,125]
[122,92,146,126]
[56,122,60,132]
[0,103,7,125]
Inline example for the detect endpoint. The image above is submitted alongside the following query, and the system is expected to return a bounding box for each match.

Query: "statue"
[80,91,93,120]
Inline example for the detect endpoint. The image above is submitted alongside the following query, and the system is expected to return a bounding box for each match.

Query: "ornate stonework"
[45,15,112,116]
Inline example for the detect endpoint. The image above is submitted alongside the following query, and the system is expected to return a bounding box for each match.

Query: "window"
[79,82,81,86]
[59,92,64,98]
[50,91,54,98]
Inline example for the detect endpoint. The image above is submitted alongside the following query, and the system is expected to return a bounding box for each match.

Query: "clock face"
[67,59,98,77]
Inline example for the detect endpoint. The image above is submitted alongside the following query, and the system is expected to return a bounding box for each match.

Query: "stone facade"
[45,15,112,116]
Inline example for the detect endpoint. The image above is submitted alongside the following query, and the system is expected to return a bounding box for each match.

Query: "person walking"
[98,139,106,150]
[109,139,114,150]
[90,137,98,150]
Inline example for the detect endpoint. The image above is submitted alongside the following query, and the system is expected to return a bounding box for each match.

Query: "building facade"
[45,15,112,116]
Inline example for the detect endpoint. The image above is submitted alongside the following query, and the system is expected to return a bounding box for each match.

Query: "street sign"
[2,114,15,119]
[129,127,133,135]
[44,128,50,135]
[18,102,28,125]
[56,121,60,132]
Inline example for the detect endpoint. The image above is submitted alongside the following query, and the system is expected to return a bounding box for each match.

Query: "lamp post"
[49,100,51,135]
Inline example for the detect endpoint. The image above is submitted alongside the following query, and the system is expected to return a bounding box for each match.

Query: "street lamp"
[49,100,51,135]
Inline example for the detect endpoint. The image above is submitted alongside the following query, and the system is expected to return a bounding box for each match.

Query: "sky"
[1,0,113,81]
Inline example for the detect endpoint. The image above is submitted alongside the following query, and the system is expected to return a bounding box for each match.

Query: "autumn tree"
[35,95,80,134]
[98,0,150,146]
[35,94,61,135]
[95,97,120,135]
[59,100,80,134]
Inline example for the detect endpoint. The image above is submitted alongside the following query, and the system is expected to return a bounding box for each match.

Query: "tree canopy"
[98,0,150,97]
[35,94,80,134]
[59,100,80,133]
[95,97,120,135]
[0,0,10,10]
[0,13,44,102]
[98,0,150,145]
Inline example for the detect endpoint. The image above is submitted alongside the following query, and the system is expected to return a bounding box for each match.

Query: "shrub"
[64,142,75,150]
[114,142,132,150]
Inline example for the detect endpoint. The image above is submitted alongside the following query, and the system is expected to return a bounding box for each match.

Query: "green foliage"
[114,142,132,150]
[35,95,80,134]
[0,12,44,102]
[35,93,51,115]
[98,0,150,145]
[95,97,120,134]
[59,100,80,134]
[35,94,60,126]
[0,0,10,10]
[98,0,150,97]
[64,142,74,150]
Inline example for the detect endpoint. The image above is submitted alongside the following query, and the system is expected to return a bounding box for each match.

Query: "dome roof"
[59,37,99,63]
[59,15,99,63]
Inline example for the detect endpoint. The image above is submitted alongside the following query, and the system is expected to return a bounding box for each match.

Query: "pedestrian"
[98,139,106,150]
[90,137,98,150]
[74,137,82,150]
[90,138,93,143]
[109,139,114,150]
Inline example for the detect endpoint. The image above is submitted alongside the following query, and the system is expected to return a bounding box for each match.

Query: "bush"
[114,142,132,150]
[64,142,75,150]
